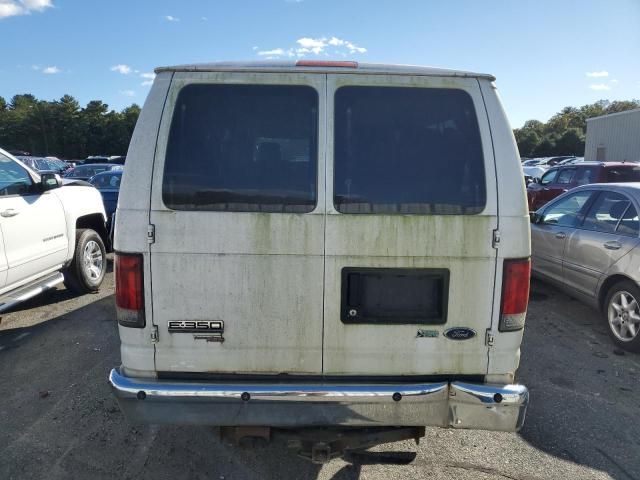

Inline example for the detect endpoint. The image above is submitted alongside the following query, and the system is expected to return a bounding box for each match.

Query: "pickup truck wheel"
[605,280,640,353]
[64,229,106,293]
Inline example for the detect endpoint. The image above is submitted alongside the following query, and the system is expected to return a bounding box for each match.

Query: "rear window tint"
[606,167,640,183]
[334,86,486,214]
[163,84,318,213]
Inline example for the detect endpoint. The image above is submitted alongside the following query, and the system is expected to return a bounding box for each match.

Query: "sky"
[1,0,639,127]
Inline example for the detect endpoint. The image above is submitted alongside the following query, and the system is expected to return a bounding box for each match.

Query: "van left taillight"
[499,258,531,332]
[115,253,145,328]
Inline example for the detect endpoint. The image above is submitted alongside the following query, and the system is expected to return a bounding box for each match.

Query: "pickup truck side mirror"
[40,172,62,191]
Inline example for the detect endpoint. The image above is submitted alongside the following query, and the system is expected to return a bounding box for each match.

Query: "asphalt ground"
[1,265,639,480]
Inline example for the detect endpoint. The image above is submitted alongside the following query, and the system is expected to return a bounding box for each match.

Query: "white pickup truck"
[0,148,108,313]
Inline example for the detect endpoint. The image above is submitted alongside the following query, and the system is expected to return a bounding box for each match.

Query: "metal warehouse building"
[585,108,640,162]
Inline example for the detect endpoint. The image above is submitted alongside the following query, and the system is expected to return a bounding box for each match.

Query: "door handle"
[0,209,19,218]
[543,187,550,191]
[555,232,566,239]
[604,241,622,250]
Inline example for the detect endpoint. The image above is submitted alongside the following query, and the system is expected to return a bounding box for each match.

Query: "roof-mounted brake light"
[296,60,358,68]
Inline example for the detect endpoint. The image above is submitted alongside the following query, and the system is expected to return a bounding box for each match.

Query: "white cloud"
[611,79,619,83]
[42,66,60,74]
[31,64,40,70]
[111,64,132,75]
[165,15,179,21]
[586,71,609,78]
[257,36,367,59]
[140,72,155,86]
[257,48,286,56]
[0,0,53,19]
[120,90,136,97]
[589,84,611,91]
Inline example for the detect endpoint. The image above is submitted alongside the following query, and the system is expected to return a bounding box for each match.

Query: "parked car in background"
[530,183,640,352]
[557,156,584,166]
[0,148,108,313]
[84,155,126,165]
[64,163,122,181]
[527,162,640,211]
[16,156,69,174]
[89,170,121,235]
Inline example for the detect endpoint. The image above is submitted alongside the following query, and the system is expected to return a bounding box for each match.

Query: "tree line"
[1,93,639,161]
[514,99,640,158]
[0,94,140,159]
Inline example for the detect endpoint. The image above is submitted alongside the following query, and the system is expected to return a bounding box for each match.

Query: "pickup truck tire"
[64,229,106,293]
[604,280,640,353]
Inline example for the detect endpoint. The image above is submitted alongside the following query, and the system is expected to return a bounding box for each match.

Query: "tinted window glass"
[334,87,485,214]
[617,202,639,237]
[540,170,558,185]
[163,84,318,213]
[583,191,629,233]
[542,191,592,227]
[0,153,33,196]
[606,167,640,182]
[91,173,121,189]
[556,169,575,184]
[574,167,596,186]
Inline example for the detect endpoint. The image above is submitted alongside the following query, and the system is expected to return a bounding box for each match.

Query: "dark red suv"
[527,162,640,211]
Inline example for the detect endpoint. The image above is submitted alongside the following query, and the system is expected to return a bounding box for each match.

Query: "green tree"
[514,99,640,157]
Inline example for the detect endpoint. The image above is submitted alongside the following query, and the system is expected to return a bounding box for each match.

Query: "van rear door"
[149,72,326,374]
[323,74,498,376]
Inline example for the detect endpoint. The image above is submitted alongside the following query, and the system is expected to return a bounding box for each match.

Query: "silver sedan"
[530,183,640,352]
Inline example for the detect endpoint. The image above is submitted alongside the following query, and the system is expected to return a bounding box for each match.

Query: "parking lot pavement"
[1,272,639,480]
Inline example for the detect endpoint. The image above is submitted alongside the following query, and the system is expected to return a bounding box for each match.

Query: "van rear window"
[163,84,318,212]
[334,87,486,214]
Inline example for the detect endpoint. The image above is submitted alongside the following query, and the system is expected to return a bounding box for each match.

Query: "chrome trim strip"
[109,369,448,403]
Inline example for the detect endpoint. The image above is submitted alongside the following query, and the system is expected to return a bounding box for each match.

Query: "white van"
[110,61,530,461]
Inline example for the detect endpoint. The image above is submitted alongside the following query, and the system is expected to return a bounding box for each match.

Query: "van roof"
[154,61,496,81]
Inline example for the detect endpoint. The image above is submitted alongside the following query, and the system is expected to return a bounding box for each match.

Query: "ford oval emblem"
[444,327,476,341]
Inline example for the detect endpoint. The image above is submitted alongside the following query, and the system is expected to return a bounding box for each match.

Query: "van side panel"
[115,72,172,377]
[479,80,531,377]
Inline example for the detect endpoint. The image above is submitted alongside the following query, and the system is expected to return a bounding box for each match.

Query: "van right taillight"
[115,253,145,328]
[499,258,531,332]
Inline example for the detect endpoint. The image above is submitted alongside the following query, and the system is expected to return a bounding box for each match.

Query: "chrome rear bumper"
[109,369,528,432]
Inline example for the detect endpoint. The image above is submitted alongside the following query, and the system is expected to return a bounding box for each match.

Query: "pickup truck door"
[0,154,68,287]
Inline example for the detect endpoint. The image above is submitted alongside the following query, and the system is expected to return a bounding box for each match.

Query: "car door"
[545,167,576,204]
[149,72,326,374]
[529,168,558,210]
[563,190,640,297]
[0,152,68,288]
[531,190,595,284]
[323,74,497,376]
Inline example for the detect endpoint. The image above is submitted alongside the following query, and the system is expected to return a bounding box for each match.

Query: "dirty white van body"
[109,61,530,458]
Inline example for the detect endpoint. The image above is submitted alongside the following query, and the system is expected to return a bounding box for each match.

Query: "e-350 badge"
[168,320,224,334]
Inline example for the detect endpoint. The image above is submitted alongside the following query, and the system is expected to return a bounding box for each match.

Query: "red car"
[527,162,640,211]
